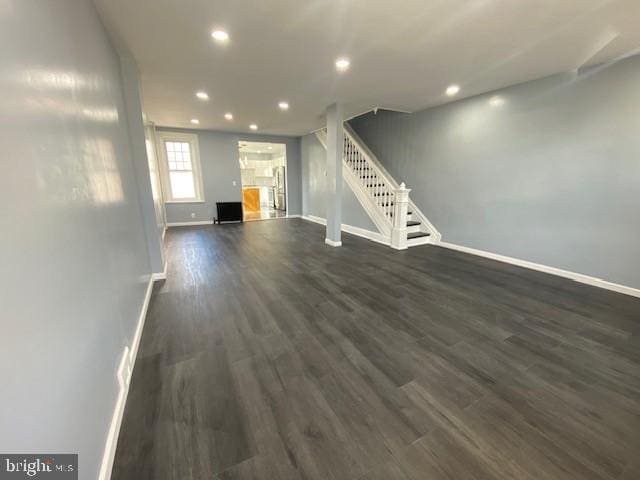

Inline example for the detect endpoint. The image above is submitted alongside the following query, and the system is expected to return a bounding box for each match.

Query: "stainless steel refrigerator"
[274,166,286,211]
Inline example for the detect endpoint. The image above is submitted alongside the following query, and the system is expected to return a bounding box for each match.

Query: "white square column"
[325,103,343,246]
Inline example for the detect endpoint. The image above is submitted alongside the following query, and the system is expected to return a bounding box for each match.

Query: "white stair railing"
[315,124,436,249]
[344,123,441,242]
[342,132,395,221]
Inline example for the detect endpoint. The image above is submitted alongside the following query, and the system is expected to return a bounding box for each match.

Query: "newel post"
[390,182,411,250]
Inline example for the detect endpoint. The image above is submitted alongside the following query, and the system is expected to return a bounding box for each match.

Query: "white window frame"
[156,131,205,203]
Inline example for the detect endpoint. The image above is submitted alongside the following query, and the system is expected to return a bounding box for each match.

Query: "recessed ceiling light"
[446,84,460,96]
[335,57,350,72]
[196,91,209,100]
[278,101,289,111]
[224,112,233,120]
[489,96,505,107]
[211,30,229,42]
[249,124,258,130]
[190,118,200,124]
[267,146,273,150]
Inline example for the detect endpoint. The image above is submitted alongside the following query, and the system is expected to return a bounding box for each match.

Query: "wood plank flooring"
[112,219,640,480]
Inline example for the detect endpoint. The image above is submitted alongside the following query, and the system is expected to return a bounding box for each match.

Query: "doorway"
[238,141,287,221]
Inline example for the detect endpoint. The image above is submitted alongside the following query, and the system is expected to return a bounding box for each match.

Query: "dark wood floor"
[112,219,640,480]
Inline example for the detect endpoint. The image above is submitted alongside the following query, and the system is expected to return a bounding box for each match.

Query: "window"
[157,132,204,203]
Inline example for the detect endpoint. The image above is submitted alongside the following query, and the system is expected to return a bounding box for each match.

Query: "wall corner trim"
[437,241,640,299]
[98,277,154,480]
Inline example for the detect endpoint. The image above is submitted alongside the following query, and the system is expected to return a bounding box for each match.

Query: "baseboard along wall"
[166,220,214,227]
[302,215,389,246]
[98,271,163,480]
[437,241,640,299]
[302,215,639,298]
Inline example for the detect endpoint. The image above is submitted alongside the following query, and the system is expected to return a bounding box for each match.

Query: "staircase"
[315,124,440,249]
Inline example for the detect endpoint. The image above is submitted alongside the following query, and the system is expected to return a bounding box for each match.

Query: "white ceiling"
[95,0,640,136]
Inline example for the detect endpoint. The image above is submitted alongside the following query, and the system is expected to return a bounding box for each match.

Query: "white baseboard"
[98,272,159,480]
[166,220,214,227]
[341,223,390,246]
[302,215,639,298]
[437,241,640,299]
[303,215,389,247]
[287,214,302,218]
[303,214,327,226]
[325,238,342,247]
[151,260,168,281]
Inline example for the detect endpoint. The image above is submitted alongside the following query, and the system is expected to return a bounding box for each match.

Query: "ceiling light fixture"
[278,101,289,111]
[196,91,209,100]
[335,57,350,72]
[190,118,200,124]
[446,84,460,96]
[224,112,233,120]
[211,30,229,42]
[267,146,273,150]
[489,96,505,107]
[249,124,258,130]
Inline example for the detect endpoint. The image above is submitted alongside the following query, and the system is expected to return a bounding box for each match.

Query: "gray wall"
[0,1,154,478]
[157,128,301,223]
[301,134,377,231]
[350,56,640,289]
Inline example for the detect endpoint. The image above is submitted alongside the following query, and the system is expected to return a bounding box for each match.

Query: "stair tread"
[407,221,421,226]
[407,232,431,239]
